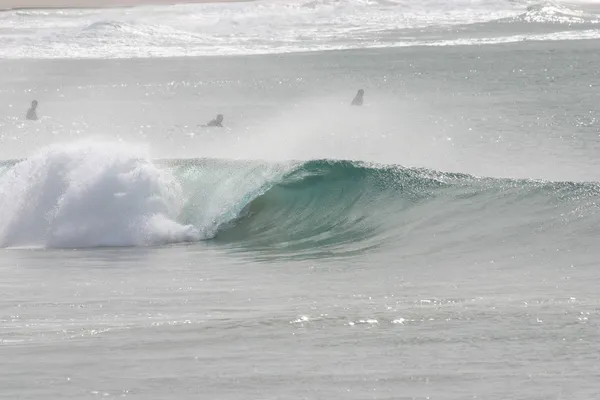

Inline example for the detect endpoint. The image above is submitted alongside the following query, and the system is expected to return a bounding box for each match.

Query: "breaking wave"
[1,142,599,256]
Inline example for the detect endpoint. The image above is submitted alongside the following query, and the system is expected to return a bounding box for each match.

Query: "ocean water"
[2,0,600,399]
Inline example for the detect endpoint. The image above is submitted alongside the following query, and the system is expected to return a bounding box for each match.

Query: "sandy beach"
[0,0,245,10]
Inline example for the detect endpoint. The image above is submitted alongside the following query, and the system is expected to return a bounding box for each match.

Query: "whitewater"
[2,0,600,399]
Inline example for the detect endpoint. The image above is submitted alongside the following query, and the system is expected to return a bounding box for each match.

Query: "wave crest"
[510,1,599,24]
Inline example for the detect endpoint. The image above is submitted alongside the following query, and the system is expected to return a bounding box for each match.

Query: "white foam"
[513,0,600,23]
[0,141,199,248]
[0,0,531,59]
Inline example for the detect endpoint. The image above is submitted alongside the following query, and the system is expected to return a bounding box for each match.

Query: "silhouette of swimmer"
[204,114,224,128]
[26,100,38,120]
[351,89,364,106]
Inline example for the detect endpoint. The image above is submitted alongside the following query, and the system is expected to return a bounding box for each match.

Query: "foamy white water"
[2,0,600,58]
[0,142,200,248]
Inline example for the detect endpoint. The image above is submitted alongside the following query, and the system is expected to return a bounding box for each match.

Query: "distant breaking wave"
[509,2,600,24]
[0,142,599,256]
[1,0,600,59]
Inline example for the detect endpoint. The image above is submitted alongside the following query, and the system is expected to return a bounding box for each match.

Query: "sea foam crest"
[511,1,599,24]
[0,141,199,248]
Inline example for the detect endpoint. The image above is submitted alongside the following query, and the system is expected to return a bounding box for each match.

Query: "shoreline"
[0,0,248,11]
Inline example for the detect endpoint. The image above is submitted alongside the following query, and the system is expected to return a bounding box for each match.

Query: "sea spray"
[0,141,199,248]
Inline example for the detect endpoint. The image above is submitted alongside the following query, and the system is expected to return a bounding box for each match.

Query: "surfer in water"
[351,89,364,106]
[203,114,224,128]
[26,100,38,120]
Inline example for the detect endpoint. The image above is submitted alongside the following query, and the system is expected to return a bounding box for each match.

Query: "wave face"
[2,142,599,255]
[2,0,600,59]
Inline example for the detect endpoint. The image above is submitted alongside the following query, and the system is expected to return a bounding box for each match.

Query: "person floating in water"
[204,114,224,128]
[351,89,364,106]
[26,100,38,120]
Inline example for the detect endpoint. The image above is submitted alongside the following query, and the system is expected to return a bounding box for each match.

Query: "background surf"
[2,0,600,58]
